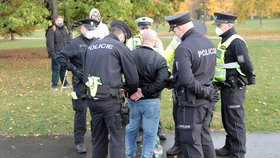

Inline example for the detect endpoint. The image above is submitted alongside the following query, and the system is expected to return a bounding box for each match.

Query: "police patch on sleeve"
[237,55,244,63]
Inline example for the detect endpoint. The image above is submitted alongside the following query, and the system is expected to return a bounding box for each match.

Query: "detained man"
[125,29,170,158]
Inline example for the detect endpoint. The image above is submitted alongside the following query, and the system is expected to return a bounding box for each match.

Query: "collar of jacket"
[181,28,196,41]
[139,45,154,51]
[105,34,121,42]
[220,28,237,43]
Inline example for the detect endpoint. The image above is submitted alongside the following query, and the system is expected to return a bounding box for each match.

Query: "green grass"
[0,38,279,136]
[0,39,46,49]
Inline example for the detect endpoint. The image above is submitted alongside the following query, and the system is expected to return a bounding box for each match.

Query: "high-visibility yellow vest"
[161,37,180,63]
[126,33,164,53]
[126,34,142,50]
[213,34,246,83]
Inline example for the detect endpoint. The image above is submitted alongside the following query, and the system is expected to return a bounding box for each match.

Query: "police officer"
[164,19,208,156]
[213,12,256,158]
[165,12,219,158]
[56,19,99,153]
[83,20,139,158]
[126,17,164,53]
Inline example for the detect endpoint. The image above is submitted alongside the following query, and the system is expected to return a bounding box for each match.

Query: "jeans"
[51,56,67,87]
[125,98,160,158]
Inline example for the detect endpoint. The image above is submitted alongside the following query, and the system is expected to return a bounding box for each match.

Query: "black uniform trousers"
[172,89,180,146]
[177,102,215,158]
[88,97,123,158]
[221,85,246,158]
[72,79,87,145]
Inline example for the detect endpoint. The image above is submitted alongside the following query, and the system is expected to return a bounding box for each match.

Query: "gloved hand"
[165,77,174,89]
[73,67,83,80]
[208,88,220,103]
[248,74,256,85]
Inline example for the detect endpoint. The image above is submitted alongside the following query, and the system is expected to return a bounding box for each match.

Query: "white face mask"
[215,27,224,36]
[140,29,145,35]
[85,30,98,39]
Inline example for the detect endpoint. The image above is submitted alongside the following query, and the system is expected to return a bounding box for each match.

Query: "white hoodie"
[89,8,109,39]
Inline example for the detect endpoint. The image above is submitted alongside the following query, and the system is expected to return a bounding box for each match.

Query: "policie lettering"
[88,43,113,50]
[197,48,216,58]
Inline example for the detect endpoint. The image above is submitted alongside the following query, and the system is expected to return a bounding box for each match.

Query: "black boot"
[215,146,230,156]
[166,143,181,156]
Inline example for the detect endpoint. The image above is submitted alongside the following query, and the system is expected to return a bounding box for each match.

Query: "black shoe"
[76,143,87,154]
[158,133,166,140]
[166,144,181,156]
[215,147,230,156]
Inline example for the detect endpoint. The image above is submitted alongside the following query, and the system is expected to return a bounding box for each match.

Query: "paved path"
[1,131,279,158]
[1,36,280,40]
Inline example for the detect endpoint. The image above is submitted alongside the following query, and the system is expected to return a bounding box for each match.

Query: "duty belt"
[89,85,120,99]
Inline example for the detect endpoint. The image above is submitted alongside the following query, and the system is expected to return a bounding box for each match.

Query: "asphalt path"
[1,131,280,158]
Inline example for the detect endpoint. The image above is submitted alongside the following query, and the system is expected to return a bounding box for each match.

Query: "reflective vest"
[213,34,246,83]
[126,33,164,53]
[126,34,143,51]
[161,37,180,63]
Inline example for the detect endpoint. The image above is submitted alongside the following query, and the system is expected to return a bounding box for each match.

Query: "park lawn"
[0,39,279,136]
[0,39,46,49]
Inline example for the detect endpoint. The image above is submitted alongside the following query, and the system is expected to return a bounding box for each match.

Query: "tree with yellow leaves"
[234,0,280,27]
[207,0,234,16]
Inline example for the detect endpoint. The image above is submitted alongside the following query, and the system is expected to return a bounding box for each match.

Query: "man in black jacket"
[125,29,169,158]
[165,12,218,158]
[56,19,99,154]
[83,20,139,158]
[46,16,70,91]
[213,12,256,158]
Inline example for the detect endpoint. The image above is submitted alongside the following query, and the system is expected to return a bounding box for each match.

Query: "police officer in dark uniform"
[213,12,256,158]
[56,19,99,153]
[83,20,139,158]
[165,12,219,158]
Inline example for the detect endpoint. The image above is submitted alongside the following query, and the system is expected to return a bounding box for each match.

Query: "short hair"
[55,16,64,20]
[110,26,124,37]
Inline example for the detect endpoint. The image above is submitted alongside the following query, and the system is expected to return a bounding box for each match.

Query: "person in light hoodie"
[89,8,109,39]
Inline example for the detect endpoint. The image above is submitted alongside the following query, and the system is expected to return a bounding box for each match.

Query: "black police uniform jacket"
[173,28,216,106]
[56,34,97,80]
[220,28,255,84]
[46,25,70,58]
[132,46,169,99]
[84,34,139,96]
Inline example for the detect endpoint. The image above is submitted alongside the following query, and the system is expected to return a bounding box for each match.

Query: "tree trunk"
[203,0,207,24]
[259,11,262,28]
[11,33,15,41]
[50,0,58,20]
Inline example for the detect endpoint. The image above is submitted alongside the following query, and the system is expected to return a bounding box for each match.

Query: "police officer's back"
[83,20,139,158]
